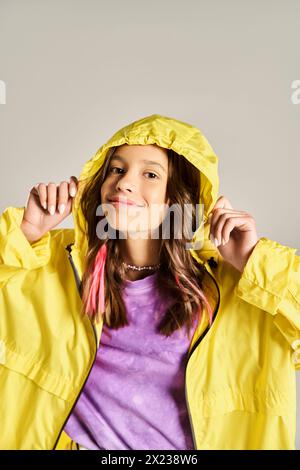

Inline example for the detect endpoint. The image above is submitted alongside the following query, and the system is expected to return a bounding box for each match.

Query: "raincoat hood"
[71,114,220,278]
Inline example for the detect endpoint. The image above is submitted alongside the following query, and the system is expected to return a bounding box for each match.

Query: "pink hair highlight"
[86,243,107,316]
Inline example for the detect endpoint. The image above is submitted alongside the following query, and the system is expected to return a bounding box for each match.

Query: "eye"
[109,167,124,174]
[109,167,159,179]
[145,172,159,179]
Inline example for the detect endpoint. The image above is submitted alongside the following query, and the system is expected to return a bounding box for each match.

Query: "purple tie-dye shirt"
[64,271,198,450]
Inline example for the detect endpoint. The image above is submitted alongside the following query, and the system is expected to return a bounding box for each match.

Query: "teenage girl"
[1,114,299,450]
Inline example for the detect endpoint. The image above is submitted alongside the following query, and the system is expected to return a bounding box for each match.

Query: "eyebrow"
[110,154,167,174]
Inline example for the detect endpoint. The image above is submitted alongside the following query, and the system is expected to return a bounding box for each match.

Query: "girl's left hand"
[208,196,259,273]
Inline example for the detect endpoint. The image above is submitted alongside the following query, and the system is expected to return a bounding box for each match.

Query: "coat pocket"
[0,339,75,402]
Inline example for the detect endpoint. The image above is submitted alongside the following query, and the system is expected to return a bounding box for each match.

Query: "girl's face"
[100,144,170,237]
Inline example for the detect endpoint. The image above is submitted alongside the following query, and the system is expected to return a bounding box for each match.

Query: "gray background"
[0,0,299,448]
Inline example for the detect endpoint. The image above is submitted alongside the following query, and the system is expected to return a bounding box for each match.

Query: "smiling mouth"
[112,201,133,207]
[108,199,144,207]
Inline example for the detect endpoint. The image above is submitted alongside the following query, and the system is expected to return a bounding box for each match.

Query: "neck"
[119,237,162,281]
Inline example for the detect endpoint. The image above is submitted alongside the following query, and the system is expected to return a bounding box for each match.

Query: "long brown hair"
[79,144,211,339]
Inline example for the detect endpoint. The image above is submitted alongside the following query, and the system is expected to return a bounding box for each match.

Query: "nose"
[115,172,136,193]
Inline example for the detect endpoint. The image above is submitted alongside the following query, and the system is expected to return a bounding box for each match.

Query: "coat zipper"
[52,245,98,450]
[184,262,221,450]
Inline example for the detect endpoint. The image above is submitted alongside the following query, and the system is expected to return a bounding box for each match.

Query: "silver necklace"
[122,261,161,271]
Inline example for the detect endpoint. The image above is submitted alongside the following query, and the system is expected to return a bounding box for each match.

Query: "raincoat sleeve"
[235,236,300,370]
[0,206,52,286]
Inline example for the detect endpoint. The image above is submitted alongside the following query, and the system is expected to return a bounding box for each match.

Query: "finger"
[218,215,252,246]
[69,176,78,197]
[210,209,246,239]
[47,183,58,215]
[220,217,241,245]
[36,183,47,210]
[221,216,254,245]
[57,181,69,215]
[211,213,248,246]
[212,195,234,211]
[209,207,246,220]
[208,196,235,227]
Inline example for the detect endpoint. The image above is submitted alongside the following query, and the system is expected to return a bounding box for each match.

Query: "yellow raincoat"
[0,114,299,450]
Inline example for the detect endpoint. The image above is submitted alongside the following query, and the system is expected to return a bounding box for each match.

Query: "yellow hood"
[71,113,220,278]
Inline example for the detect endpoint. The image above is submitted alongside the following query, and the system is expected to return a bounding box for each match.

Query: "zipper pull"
[207,256,218,269]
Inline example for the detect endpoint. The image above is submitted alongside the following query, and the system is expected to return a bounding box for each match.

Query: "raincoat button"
[292,350,300,365]
[291,339,300,351]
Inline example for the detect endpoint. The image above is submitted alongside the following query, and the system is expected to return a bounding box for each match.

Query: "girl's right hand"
[20,176,79,243]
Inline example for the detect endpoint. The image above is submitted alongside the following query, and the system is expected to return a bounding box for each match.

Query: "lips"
[108,197,144,207]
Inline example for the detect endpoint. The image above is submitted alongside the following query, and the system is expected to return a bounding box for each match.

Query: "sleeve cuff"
[234,237,297,315]
[0,206,51,270]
